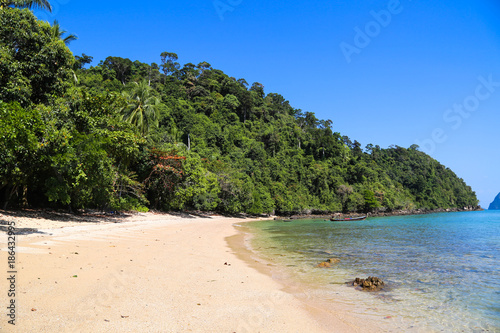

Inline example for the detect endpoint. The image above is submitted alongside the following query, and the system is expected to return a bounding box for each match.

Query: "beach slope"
[0,212,376,333]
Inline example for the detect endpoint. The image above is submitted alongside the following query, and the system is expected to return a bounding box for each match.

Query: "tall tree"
[50,20,78,45]
[120,80,161,136]
[160,51,180,76]
[102,56,133,85]
[74,53,93,70]
[250,82,265,98]
[337,184,353,213]
[0,101,44,208]
[0,8,74,105]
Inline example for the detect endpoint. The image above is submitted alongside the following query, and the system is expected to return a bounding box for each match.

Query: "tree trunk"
[22,185,28,208]
[3,186,17,210]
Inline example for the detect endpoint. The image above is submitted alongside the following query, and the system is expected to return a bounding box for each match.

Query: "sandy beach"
[0,210,383,333]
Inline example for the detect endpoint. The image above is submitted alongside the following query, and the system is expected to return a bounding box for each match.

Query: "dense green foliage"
[0,9,479,213]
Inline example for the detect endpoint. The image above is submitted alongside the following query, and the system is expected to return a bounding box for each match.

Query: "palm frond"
[51,19,77,45]
[119,80,161,136]
[62,33,78,45]
[7,0,53,12]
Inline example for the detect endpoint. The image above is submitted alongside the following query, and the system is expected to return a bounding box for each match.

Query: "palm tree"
[51,20,78,45]
[0,0,52,12]
[121,80,161,136]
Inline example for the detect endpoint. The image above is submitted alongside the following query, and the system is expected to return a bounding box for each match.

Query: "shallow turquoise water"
[246,211,500,332]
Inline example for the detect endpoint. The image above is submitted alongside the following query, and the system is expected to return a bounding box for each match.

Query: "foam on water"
[246,211,500,332]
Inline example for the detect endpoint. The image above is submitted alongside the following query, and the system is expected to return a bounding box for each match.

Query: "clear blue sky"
[35,0,500,207]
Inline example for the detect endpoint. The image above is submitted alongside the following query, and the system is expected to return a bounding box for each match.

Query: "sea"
[241,211,500,332]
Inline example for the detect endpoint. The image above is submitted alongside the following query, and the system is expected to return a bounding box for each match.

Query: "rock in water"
[488,192,500,210]
[316,261,331,268]
[316,258,341,268]
[352,276,385,291]
[327,258,341,264]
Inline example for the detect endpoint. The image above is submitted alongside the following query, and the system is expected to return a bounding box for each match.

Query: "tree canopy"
[0,8,479,214]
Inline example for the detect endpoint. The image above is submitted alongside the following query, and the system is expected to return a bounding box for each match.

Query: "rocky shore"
[275,205,483,221]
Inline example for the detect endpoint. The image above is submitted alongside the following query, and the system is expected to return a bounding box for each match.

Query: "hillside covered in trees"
[0,8,479,214]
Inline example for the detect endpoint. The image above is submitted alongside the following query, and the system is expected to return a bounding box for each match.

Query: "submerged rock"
[352,276,385,291]
[327,258,340,264]
[316,258,340,268]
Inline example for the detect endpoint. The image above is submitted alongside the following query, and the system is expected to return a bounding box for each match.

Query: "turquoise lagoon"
[243,211,500,332]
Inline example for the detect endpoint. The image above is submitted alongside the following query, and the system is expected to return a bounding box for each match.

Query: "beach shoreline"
[239,211,500,333]
[0,209,385,333]
[273,205,484,221]
[228,221,397,333]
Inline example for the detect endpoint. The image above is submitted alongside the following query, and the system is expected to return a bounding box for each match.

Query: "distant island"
[0,8,480,215]
[488,193,500,210]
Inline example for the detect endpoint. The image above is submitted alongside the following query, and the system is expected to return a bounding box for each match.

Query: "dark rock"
[352,277,363,286]
[327,258,340,264]
[489,192,500,210]
[352,276,385,291]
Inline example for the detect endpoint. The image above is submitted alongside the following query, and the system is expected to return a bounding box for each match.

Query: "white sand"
[0,211,383,332]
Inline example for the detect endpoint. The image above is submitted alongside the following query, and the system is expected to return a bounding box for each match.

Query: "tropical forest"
[0,6,479,215]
